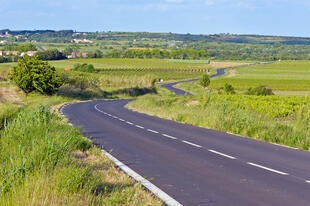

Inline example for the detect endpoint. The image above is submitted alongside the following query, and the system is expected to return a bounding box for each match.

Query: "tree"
[9,56,63,96]
[199,74,210,88]
[36,49,66,60]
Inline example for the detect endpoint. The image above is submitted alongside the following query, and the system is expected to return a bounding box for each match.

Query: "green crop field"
[209,61,310,92]
[48,58,250,83]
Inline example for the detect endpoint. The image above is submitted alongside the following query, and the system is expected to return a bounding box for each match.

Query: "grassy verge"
[0,61,164,205]
[0,104,163,206]
[128,91,310,150]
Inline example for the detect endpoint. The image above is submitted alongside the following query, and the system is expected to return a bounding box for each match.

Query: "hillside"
[1,29,310,45]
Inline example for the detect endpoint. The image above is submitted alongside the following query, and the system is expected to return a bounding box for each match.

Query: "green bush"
[199,74,210,88]
[247,85,274,96]
[73,63,96,73]
[224,83,235,94]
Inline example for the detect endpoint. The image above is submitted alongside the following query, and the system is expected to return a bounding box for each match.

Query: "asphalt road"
[62,65,310,206]
[63,101,310,206]
[159,68,225,95]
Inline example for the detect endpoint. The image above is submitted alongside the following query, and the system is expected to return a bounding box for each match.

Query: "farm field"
[49,58,252,83]
[209,61,310,92]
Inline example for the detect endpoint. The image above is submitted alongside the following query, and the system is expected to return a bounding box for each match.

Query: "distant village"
[0,31,93,59]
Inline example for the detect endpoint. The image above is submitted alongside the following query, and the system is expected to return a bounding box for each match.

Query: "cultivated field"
[210,61,310,92]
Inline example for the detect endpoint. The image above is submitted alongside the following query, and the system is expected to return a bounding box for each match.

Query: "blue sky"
[1,0,309,37]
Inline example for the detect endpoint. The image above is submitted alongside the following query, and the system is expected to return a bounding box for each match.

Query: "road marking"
[306,180,310,184]
[119,118,125,121]
[271,143,298,150]
[182,140,202,148]
[147,129,159,134]
[101,149,183,206]
[208,149,236,160]
[107,114,112,117]
[162,134,178,140]
[112,115,118,119]
[135,125,144,129]
[247,162,288,175]
[126,121,134,125]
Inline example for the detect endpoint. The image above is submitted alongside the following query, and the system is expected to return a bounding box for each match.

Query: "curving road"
[62,66,310,206]
[159,68,225,95]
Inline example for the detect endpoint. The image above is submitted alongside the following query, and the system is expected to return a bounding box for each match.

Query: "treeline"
[184,41,310,61]
[105,49,208,60]
[36,49,66,60]
[2,43,37,52]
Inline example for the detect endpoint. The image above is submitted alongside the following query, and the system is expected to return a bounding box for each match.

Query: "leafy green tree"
[9,56,63,96]
[200,74,210,88]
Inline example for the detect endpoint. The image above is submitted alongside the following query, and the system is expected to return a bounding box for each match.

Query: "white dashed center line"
[94,104,310,184]
[135,125,144,129]
[147,129,159,134]
[182,140,202,148]
[162,134,178,140]
[247,162,289,175]
[208,149,236,160]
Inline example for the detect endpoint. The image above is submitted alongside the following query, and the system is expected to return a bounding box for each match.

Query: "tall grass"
[0,105,163,205]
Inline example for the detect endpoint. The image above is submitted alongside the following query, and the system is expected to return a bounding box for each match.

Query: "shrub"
[199,74,210,88]
[9,56,63,96]
[224,83,235,94]
[247,85,274,96]
[73,63,96,73]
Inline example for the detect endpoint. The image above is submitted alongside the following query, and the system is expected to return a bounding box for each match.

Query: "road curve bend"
[159,68,226,95]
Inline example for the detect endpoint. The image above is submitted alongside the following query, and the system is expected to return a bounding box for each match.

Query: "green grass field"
[209,61,310,92]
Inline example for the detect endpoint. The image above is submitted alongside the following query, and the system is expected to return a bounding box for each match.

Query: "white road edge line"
[271,143,298,150]
[208,149,236,160]
[306,180,310,184]
[247,162,289,175]
[147,129,159,134]
[119,118,125,121]
[101,149,183,206]
[182,140,202,148]
[126,121,134,125]
[162,134,178,140]
[135,125,145,129]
